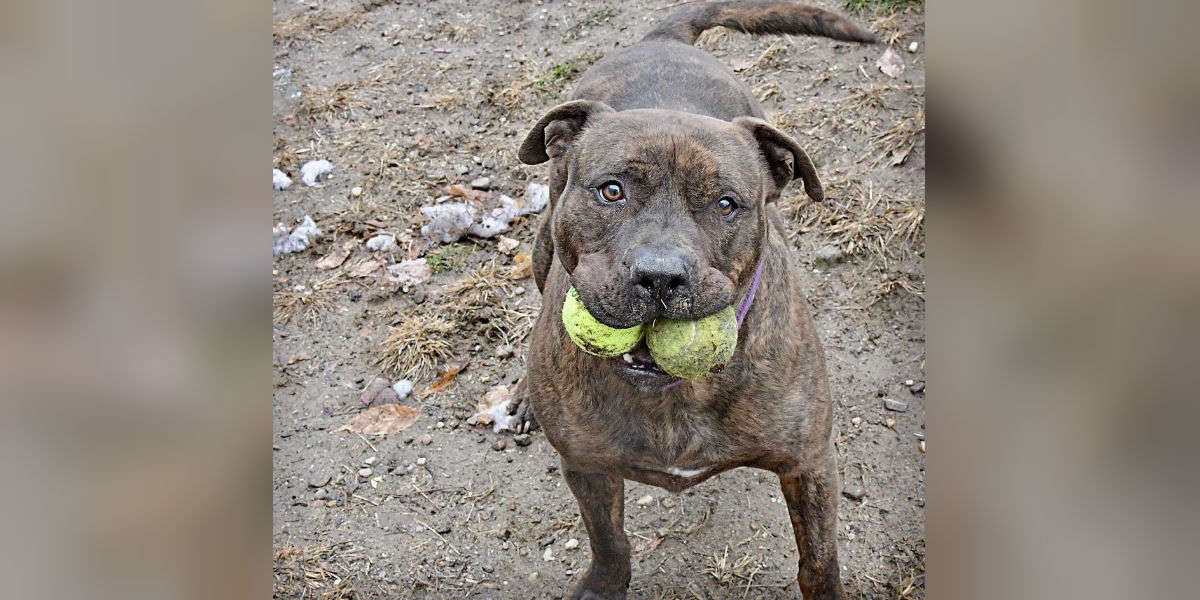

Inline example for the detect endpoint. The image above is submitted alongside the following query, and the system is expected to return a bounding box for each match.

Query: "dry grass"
[868,103,925,166]
[273,542,360,599]
[703,546,765,588]
[374,311,457,379]
[444,259,538,346]
[794,179,924,271]
[273,276,340,326]
[297,81,369,123]
[273,10,364,43]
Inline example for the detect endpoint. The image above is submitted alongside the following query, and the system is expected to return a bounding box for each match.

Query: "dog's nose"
[630,248,690,300]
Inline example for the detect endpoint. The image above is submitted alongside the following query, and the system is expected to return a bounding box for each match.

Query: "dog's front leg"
[779,457,845,599]
[562,465,631,600]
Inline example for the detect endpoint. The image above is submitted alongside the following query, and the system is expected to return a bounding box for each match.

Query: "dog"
[512,2,874,598]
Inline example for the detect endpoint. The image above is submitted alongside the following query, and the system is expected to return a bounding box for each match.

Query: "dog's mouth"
[610,338,677,391]
[618,339,666,375]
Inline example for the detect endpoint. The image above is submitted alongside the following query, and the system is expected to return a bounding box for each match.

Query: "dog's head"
[520,100,822,331]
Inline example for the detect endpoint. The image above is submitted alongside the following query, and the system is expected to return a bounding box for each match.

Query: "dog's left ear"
[733,117,823,203]
[518,100,614,165]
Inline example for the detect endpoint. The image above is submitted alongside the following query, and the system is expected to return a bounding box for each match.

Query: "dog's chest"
[604,403,741,475]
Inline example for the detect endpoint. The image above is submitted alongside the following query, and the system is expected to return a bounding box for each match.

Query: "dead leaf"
[348,258,383,277]
[468,385,512,426]
[877,47,905,78]
[422,361,468,396]
[286,353,314,365]
[339,404,420,435]
[315,239,356,270]
[385,258,431,286]
[496,236,520,255]
[510,252,532,279]
[445,183,491,203]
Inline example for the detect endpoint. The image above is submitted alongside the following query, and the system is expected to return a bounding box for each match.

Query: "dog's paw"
[506,394,537,433]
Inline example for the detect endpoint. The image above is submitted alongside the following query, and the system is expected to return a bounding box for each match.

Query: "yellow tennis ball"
[646,306,738,379]
[561,286,645,357]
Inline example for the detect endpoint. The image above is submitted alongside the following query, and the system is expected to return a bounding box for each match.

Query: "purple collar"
[660,256,765,391]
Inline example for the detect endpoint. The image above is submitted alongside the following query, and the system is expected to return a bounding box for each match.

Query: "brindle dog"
[512,3,874,598]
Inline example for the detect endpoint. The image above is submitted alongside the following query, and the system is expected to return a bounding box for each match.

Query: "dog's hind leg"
[562,466,631,600]
[779,455,845,599]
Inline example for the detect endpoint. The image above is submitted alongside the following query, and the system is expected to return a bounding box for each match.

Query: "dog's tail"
[643,1,875,46]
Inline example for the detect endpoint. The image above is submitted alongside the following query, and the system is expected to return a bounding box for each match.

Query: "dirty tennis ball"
[646,306,739,379]
[561,286,645,357]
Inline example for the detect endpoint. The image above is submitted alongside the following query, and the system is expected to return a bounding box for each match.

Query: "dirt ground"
[273,1,925,598]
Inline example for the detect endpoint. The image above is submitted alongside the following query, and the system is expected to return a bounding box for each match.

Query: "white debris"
[907,41,919,53]
[419,181,552,243]
[273,168,292,190]
[392,379,414,400]
[365,233,397,252]
[877,47,905,78]
[468,215,511,238]
[300,159,333,186]
[273,215,321,255]
[564,538,579,550]
[420,203,477,243]
[526,181,550,212]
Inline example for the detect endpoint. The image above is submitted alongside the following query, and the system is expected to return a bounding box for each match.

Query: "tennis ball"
[646,306,738,379]
[561,286,645,357]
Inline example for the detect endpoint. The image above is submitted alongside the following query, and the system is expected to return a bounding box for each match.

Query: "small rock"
[494,344,515,359]
[661,498,676,509]
[493,439,507,451]
[513,433,532,447]
[908,41,919,53]
[564,538,579,550]
[919,440,926,453]
[909,381,925,394]
[416,457,427,466]
[436,523,452,534]
[308,475,331,488]
[358,467,373,478]
[360,376,391,406]
[905,379,914,386]
[419,434,434,445]
[543,547,554,561]
[636,494,654,506]
[527,572,539,582]
[393,379,414,399]
[300,159,334,186]
[814,245,843,265]
[883,398,909,412]
[469,176,492,190]
[885,417,896,429]
[314,487,328,500]
[850,416,862,426]
[842,486,866,501]
[454,165,470,175]
[362,456,378,466]
[351,186,363,197]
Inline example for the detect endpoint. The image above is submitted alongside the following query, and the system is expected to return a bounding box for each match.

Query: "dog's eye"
[597,182,624,203]
[716,196,739,217]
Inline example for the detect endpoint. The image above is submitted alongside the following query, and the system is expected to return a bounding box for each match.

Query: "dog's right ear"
[518,100,614,165]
